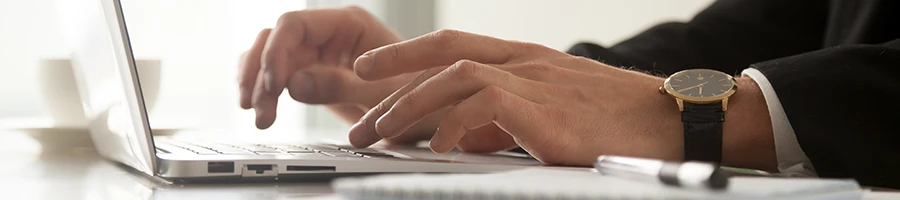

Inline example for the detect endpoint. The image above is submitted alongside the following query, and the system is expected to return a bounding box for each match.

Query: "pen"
[594,155,730,190]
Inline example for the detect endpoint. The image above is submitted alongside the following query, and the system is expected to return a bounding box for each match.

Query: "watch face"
[667,69,734,98]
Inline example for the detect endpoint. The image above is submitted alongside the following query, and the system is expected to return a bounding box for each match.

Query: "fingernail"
[429,140,444,154]
[264,71,276,93]
[354,55,373,76]
[375,111,397,137]
[348,122,367,146]
[254,109,269,129]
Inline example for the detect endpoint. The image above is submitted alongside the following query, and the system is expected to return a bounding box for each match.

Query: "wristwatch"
[660,69,737,163]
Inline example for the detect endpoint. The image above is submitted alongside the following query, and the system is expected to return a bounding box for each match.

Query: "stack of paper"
[333,168,862,200]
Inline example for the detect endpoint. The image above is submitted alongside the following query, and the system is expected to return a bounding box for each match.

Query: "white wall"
[0,0,311,135]
[436,0,715,51]
[0,0,70,119]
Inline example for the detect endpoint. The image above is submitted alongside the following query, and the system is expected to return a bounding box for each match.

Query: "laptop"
[61,0,541,183]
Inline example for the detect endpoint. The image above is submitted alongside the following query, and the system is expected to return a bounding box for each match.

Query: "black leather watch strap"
[682,103,724,163]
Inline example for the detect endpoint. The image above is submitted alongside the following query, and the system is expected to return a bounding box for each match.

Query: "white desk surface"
[0,128,898,200]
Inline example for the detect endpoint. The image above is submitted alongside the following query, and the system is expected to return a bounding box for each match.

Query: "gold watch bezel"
[662,69,737,111]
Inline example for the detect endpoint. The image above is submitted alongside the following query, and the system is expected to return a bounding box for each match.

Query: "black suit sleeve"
[566,0,900,188]
[752,39,900,189]
[567,0,827,75]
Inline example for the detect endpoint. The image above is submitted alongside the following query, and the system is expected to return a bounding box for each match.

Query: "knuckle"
[512,41,556,54]
[428,29,465,49]
[342,5,365,13]
[447,60,483,80]
[506,62,557,81]
[481,86,507,105]
[342,6,373,28]
[560,86,589,102]
[519,62,556,73]
[568,56,602,68]
[276,10,305,26]
[369,102,391,118]
[384,44,402,62]
[257,28,272,38]
[395,91,421,111]
[570,56,598,65]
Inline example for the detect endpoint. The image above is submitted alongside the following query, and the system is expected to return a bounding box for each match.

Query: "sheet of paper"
[334,167,862,200]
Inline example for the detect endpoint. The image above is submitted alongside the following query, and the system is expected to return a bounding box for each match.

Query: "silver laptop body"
[63,0,540,183]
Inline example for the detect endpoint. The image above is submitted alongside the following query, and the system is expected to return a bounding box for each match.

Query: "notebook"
[332,168,862,200]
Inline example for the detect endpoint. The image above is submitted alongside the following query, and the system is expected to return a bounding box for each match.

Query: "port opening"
[246,164,274,174]
[207,162,234,173]
[286,165,336,172]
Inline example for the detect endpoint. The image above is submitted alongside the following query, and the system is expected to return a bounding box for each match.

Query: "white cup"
[38,59,87,128]
[37,58,162,128]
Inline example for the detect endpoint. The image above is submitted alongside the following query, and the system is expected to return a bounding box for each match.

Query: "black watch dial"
[669,70,734,98]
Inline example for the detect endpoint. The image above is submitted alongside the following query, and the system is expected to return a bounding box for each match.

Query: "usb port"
[207,162,234,173]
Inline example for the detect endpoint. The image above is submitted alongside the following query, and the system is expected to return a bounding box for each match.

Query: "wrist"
[721,77,777,171]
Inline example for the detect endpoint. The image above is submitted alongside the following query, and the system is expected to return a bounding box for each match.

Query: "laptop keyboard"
[155,141,396,158]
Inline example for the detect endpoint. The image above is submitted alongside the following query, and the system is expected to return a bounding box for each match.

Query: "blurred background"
[0,0,713,142]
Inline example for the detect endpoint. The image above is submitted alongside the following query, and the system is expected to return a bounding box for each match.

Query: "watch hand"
[676,81,708,93]
[699,86,703,95]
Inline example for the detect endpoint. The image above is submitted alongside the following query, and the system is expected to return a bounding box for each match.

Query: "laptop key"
[315,149,344,153]
[319,151,362,157]
[219,150,256,155]
[357,152,396,158]
[306,144,342,150]
[256,152,288,155]
[344,148,384,154]
[287,150,316,153]
[156,144,196,154]
[268,145,310,151]
[238,146,277,151]
[199,144,243,151]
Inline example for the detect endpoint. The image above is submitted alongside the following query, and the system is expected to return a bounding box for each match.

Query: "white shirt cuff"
[741,68,818,177]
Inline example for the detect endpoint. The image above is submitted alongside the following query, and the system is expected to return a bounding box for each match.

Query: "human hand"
[346,30,688,166]
[237,6,441,143]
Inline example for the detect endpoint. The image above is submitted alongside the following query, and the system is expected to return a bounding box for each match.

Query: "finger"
[252,70,279,129]
[286,67,359,104]
[374,60,546,138]
[353,29,562,81]
[430,86,542,153]
[239,28,272,109]
[260,8,366,94]
[347,66,449,148]
[455,124,518,153]
[286,67,409,106]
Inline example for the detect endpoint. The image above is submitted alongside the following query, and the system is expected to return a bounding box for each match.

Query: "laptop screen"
[59,0,157,175]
